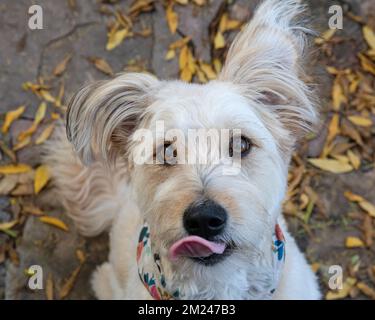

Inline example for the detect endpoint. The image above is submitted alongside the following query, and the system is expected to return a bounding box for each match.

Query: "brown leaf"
[362,215,373,247]
[87,57,114,76]
[53,54,72,77]
[46,273,54,300]
[59,265,82,299]
[357,282,375,299]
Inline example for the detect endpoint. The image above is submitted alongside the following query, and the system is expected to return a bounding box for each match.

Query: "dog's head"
[66,0,318,298]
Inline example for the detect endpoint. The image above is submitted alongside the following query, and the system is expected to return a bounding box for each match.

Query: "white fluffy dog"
[46,0,321,299]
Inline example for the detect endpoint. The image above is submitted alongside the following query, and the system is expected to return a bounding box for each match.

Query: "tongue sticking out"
[169,236,226,261]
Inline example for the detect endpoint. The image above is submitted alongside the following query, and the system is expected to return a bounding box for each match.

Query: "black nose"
[183,200,227,239]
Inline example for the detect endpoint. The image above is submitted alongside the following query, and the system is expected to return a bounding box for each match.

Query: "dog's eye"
[163,142,177,165]
[229,136,252,157]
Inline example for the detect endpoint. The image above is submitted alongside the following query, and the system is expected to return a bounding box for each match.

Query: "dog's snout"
[183,200,227,239]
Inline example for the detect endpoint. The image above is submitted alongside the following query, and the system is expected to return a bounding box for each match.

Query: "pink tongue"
[169,236,226,261]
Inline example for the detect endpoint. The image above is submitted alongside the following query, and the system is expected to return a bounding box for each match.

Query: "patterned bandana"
[136,222,286,300]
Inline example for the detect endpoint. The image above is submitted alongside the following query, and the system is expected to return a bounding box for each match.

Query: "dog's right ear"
[66,73,159,165]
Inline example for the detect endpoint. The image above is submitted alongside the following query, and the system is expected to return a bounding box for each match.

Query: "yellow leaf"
[0,220,18,231]
[357,282,375,300]
[40,90,56,103]
[315,29,336,45]
[35,124,55,145]
[166,4,178,34]
[165,49,175,60]
[53,54,72,77]
[308,158,353,174]
[199,62,216,80]
[180,67,193,82]
[347,115,373,127]
[0,164,32,175]
[39,216,68,231]
[326,113,340,144]
[213,58,222,73]
[325,277,356,300]
[13,136,31,151]
[332,77,347,111]
[363,25,375,50]
[358,53,375,75]
[214,31,225,49]
[347,150,360,170]
[2,106,26,133]
[34,165,50,194]
[18,102,47,142]
[345,236,365,248]
[358,201,375,218]
[192,0,205,5]
[106,28,129,51]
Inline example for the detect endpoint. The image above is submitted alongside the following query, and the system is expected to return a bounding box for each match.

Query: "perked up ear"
[66,73,159,165]
[219,0,318,137]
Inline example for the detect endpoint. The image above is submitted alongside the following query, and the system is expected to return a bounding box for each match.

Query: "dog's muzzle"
[136,221,286,300]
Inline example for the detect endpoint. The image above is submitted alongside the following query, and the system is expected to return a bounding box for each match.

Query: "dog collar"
[136,222,285,300]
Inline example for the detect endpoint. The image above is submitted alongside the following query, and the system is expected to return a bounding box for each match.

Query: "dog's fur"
[45,0,321,299]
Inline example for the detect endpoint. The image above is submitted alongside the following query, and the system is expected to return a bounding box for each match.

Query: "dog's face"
[66,0,318,298]
[130,81,288,266]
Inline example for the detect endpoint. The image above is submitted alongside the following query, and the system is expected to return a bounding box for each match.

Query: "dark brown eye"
[163,142,177,165]
[229,136,252,157]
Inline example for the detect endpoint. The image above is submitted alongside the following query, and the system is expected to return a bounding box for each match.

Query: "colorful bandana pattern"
[137,222,285,300]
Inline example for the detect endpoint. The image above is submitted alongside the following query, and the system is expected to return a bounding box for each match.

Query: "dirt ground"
[0,0,375,300]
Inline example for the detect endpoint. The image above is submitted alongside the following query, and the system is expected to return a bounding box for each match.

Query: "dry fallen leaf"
[315,29,336,45]
[106,27,129,51]
[347,150,360,170]
[0,141,17,162]
[346,236,365,248]
[357,282,375,299]
[46,273,54,300]
[0,164,32,175]
[166,4,178,34]
[326,277,356,300]
[358,53,375,76]
[87,57,114,76]
[18,102,47,142]
[0,175,18,195]
[39,216,69,232]
[0,220,18,232]
[59,265,82,299]
[2,105,26,133]
[35,123,55,145]
[332,77,347,111]
[214,31,225,49]
[34,165,50,194]
[344,191,375,218]
[53,54,72,77]
[363,25,375,51]
[347,115,373,127]
[308,158,353,174]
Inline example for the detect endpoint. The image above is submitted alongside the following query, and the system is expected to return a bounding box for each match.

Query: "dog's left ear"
[66,73,159,165]
[219,0,318,137]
